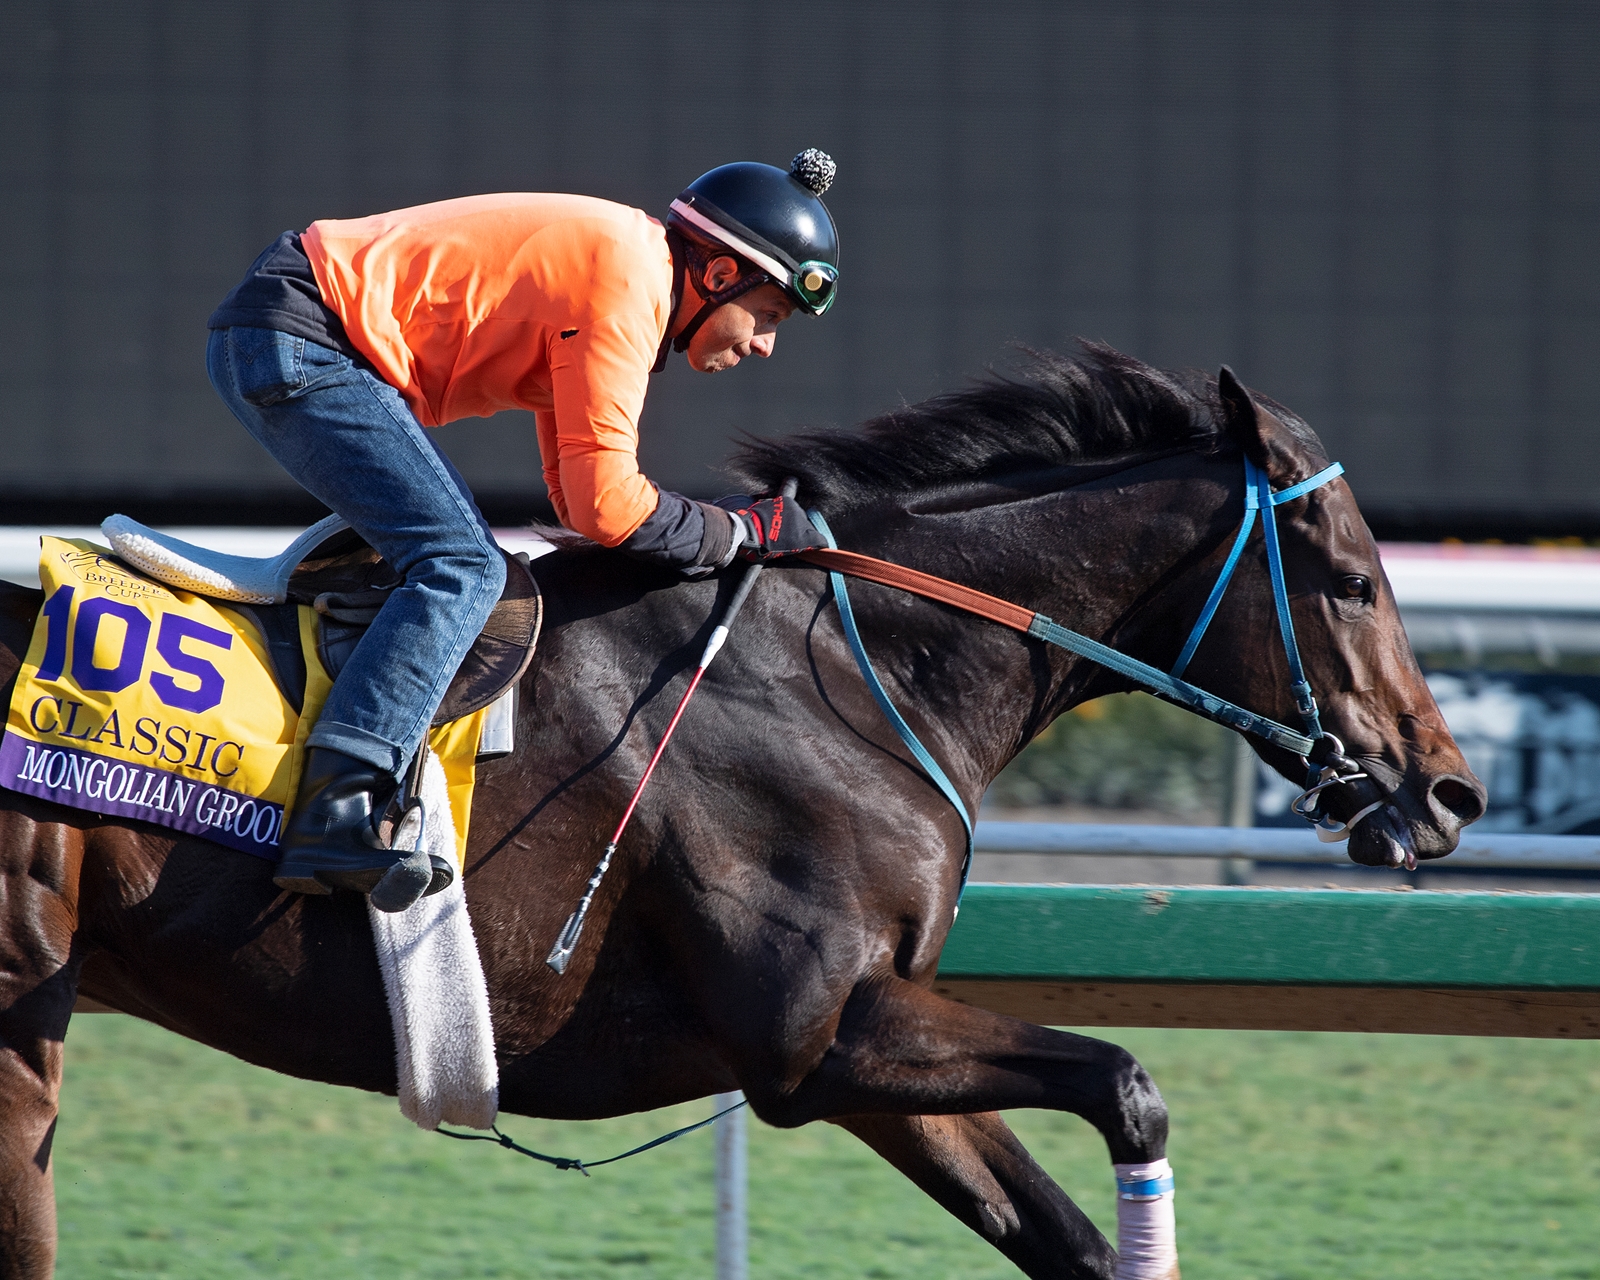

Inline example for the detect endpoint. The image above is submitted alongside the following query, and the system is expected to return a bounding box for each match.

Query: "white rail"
[972,822,1600,868]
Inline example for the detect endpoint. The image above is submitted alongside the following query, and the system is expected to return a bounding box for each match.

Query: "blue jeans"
[207,327,506,780]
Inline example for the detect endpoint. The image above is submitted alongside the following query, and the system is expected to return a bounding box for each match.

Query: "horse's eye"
[1339,575,1370,599]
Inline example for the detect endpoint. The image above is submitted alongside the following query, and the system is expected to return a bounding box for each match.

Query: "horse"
[0,344,1485,1278]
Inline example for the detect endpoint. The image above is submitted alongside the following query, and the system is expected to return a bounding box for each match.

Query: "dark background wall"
[3,0,1597,536]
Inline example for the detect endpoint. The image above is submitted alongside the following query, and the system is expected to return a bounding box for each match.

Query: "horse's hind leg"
[832,1110,1117,1280]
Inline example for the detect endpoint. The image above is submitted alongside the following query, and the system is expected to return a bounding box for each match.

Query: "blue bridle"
[809,456,1360,896]
[1170,458,1344,736]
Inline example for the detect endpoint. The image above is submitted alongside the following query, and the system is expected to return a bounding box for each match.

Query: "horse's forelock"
[729,342,1239,509]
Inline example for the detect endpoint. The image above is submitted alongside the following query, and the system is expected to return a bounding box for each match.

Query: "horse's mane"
[732,341,1314,510]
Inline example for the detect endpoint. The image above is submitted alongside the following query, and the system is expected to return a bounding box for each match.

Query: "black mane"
[732,343,1303,510]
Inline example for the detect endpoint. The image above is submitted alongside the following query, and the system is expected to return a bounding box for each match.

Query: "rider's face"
[678,258,796,373]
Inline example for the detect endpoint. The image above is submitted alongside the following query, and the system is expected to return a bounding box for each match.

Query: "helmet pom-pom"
[789,149,836,197]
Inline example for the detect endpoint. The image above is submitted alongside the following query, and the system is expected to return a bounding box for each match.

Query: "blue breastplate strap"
[801,459,1346,897]
[810,510,976,896]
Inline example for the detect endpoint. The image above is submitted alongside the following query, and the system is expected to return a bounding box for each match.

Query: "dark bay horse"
[0,346,1484,1278]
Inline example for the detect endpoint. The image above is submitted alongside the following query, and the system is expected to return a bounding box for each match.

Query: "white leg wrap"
[1112,1159,1179,1280]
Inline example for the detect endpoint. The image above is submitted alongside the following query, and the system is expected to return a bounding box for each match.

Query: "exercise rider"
[206,150,840,913]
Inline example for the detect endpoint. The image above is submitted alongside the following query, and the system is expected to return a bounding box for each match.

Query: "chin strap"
[669,298,714,356]
[664,229,770,357]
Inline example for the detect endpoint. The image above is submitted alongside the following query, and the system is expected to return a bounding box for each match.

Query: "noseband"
[802,455,1381,891]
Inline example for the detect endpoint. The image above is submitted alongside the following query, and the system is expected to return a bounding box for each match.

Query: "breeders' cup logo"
[58,550,171,602]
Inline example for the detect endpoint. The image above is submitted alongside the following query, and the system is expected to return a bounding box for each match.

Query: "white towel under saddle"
[367,751,499,1131]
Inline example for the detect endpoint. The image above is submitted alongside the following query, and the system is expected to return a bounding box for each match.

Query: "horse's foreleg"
[0,815,84,1278]
[831,1110,1118,1280]
[748,976,1167,1160]
[739,976,1176,1280]
[0,996,68,1280]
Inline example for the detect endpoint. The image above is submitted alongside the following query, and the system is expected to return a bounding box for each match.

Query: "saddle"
[101,515,542,740]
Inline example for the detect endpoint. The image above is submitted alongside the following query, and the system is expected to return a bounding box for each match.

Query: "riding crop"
[546,477,800,975]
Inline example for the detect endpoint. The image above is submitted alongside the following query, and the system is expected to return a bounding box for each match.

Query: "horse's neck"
[834,451,1241,786]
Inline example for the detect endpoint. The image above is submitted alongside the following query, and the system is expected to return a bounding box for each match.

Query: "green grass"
[55,1016,1600,1278]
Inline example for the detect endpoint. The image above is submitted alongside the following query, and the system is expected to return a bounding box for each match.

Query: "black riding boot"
[273,747,403,895]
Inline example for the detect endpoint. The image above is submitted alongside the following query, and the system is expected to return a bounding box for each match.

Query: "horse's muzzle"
[1347,806,1418,869]
[1344,770,1487,869]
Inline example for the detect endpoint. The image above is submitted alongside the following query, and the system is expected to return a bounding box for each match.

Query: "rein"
[437,1096,748,1177]
[801,457,1371,882]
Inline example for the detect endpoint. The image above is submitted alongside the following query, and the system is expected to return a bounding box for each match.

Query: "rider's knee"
[474,539,507,601]
[416,532,504,608]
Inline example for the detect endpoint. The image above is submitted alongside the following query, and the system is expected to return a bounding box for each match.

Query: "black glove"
[714,494,826,560]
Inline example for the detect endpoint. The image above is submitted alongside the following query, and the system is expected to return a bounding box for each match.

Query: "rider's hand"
[714,494,825,560]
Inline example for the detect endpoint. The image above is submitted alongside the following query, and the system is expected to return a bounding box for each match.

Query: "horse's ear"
[1217,365,1297,478]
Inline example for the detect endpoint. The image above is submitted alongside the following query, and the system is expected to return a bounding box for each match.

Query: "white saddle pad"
[101,513,351,604]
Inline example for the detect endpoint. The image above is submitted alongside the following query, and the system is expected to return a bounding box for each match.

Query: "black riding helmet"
[665,149,840,354]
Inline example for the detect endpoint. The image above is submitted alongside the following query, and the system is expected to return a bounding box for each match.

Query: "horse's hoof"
[369,850,432,913]
[424,854,455,898]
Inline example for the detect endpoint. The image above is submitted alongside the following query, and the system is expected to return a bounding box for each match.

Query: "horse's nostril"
[1430,776,1486,825]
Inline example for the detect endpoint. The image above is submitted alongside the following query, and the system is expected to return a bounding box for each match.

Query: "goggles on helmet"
[790,260,838,315]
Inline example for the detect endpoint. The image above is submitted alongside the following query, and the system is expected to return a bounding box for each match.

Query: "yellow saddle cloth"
[1,537,484,864]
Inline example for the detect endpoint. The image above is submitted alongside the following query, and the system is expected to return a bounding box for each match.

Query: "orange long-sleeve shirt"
[302,194,674,546]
